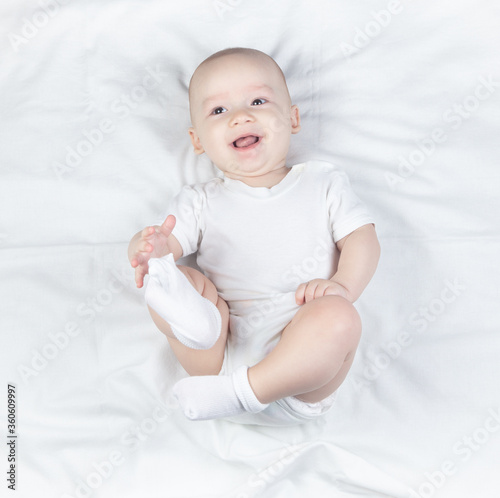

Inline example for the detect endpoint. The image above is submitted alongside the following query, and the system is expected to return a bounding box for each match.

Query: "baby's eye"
[211,107,227,115]
[251,98,267,106]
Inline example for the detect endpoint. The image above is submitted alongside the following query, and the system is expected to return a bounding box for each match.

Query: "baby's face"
[188,53,300,182]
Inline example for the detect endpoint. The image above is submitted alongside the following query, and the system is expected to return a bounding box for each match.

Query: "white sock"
[145,253,221,350]
[172,366,268,421]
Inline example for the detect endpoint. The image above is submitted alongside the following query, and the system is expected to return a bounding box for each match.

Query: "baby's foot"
[173,366,268,421]
[145,253,221,349]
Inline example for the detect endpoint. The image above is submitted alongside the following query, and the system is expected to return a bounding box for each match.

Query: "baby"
[128,48,380,425]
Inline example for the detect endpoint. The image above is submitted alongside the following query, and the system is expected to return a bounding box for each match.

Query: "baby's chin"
[217,162,289,186]
[218,163,271,178]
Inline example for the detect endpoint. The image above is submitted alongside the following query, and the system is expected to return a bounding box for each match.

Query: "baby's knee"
[313,295,362,345]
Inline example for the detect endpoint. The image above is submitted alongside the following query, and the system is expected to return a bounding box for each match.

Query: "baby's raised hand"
[295,279,349,305]
[129,215,177,288]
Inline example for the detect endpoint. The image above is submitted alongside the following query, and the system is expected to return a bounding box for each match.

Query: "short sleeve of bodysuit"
[160,184,206,258]
[325,166,374,242]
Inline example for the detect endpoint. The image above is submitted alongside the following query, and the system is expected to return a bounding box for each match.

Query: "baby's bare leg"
[172,294,360,421]
[247,295,361,404]
[148,265,228,376]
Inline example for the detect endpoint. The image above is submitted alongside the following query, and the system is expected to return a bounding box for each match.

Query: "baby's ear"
[290,105,301,134]
[188,127,205,155]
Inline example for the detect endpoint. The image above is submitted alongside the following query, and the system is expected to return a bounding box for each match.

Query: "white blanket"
[1,0,499,496]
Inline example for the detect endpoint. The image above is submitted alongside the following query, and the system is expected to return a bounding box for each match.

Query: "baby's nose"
[230,108,254,126]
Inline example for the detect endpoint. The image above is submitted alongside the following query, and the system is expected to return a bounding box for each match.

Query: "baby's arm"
[295,224,380,304]
[128,215,183,288]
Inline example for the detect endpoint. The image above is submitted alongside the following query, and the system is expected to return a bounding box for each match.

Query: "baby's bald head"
[188,48,291,122]
[185,47,301,182]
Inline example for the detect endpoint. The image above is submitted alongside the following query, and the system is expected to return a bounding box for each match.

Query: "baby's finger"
[135,266,147,288]
[131,250,146,265]
[159,215,176,238]
[324,284,348,300]
[304,282,319,303]
[317,282,333,299]
[137,240,153,253]
[295,282,307,305]
[141,226,156,238]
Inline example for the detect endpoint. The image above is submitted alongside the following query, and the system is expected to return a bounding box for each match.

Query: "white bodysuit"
[163,160,374,424]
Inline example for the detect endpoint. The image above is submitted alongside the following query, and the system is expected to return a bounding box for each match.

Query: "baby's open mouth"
[232,135,260,149]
